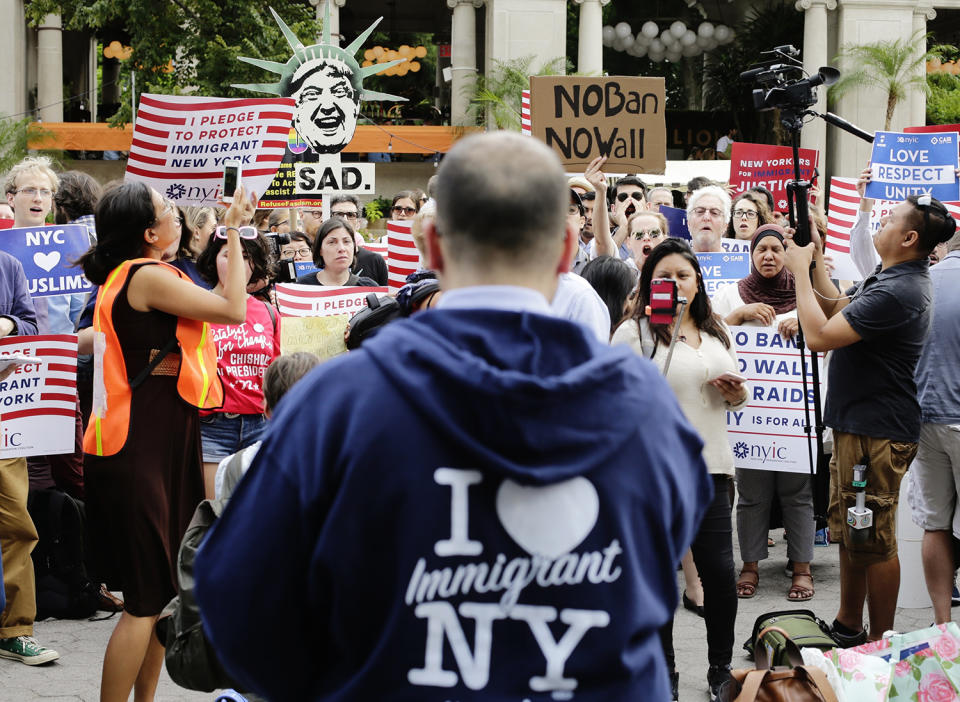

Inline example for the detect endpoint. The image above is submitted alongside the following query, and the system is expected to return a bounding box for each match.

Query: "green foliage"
[0,118,64,174]
[927,72,960,124]
[364,198,387,225]
[469,55,569,130]
[829,31,931,130]
[24,0,318,124]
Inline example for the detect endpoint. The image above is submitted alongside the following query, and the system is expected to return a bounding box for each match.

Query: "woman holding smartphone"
[80,182,253,702]
[612,238,747,701]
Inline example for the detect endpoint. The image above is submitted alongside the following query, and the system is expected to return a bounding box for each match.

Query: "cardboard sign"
[387,220,419,291]
[867,131,960,202]
[274,284,388,317]
[726,326,824,474]
[279,316,348,360]
[660,205,690,240]
[0,334,77,458]
[728,142,819,212]
[530,76,666,174]
[0,225,93,298]
[124,94,295,207]
[695,252,749,295]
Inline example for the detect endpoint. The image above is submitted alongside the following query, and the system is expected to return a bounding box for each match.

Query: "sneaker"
[670,670,679,701]
[707,664,732,702]
[829,619,867,648]
[0,636,60,665]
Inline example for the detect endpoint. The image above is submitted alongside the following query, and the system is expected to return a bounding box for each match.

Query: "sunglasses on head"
[215,226,258,240]
[581,192,596,201]
[617,191,644,203]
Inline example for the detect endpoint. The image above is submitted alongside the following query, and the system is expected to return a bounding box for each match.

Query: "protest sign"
[521,89,531,136]
[660,205,690,240]
[728,142,819,212]
[906,123,960,156]
[125,94,295,207]
[364,240,389,259]
[726,326,824,474]
[387,220,419,291]
[825,177,866,281]
[0,334,77,458]
[529,76,666,174]
[721,238,750,254]
[280,316,348,360]
[274,284,388,317]
[0,219,13,230]
[0,225,93,297]
[695,252,749,295]
[867,131,960,202]
[294,155,377,197]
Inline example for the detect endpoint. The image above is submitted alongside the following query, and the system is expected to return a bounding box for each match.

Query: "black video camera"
[263,232,297,283]
[740,45,839,117]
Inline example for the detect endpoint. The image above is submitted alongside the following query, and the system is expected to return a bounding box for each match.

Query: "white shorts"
[909,423,960,535]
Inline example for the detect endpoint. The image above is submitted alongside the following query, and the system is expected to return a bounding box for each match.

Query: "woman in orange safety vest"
[79,181,252,702]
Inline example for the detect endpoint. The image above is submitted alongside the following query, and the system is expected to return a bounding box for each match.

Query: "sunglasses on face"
[632,229,664,240]
[215,225,258,240]
[392,206,417,216]
[581,192,596,201]
[616,191,645,203]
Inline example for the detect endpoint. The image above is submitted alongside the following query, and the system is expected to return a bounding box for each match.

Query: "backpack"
[723,629,839,702]
[743,609,837,666]
[27,489,101,620]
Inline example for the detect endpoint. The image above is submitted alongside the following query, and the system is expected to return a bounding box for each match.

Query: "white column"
[449,0,484,126]
[912,4,935,128]
[573,0,609,76]
[37,13,63,121]
[796,0,836,156]
[311,0,345,46]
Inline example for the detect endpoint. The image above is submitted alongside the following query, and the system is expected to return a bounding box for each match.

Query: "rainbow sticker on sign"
[288,127,308,155]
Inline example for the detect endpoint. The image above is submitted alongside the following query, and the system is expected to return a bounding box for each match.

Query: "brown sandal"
[787,571,815,601]
[736,569,759,599]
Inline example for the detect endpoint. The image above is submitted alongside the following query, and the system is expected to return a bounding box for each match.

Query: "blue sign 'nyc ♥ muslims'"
[0,225,93,297]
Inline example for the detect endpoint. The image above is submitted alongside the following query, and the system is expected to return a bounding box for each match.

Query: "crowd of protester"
[0,129,957,702]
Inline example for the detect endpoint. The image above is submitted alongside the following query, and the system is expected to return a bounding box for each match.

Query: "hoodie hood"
[364,308,668,484]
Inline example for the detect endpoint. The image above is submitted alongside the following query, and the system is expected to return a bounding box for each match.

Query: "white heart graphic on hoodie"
[495,476,599,559]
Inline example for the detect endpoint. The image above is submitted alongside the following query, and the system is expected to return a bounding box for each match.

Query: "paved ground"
[0,528,939,701]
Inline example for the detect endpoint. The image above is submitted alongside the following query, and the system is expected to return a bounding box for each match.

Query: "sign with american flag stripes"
[274,284,388,318]
[0,334,77,458]
[124,94,295,207]
[387,220,419,291]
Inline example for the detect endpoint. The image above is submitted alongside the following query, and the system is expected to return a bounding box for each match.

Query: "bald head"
[434,132,567,268]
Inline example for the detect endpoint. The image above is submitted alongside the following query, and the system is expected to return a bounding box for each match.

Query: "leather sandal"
[787,571,815,601]
[736,569,759,599]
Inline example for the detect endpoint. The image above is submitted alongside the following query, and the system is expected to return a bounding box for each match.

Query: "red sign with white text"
[729,142,819,212]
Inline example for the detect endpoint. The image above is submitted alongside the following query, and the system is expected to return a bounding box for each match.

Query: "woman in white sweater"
[612,238,747,701]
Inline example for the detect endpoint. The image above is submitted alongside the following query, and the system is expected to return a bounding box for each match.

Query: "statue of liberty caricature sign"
[237,6,407,210]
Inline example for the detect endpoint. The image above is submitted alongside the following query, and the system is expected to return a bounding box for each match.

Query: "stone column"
[448,0,484,126]
[912,3,935,128]
[311,0,345,46]
[796,0,836,156]
[36,13,63,121]
[573,0,609,75]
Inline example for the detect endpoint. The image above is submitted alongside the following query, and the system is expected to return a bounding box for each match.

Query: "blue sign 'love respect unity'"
[0,225,93,297]
[696,252,750,296]
[866,131,960,202]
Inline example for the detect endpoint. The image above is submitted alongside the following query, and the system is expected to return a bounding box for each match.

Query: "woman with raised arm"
[80,182,253,702]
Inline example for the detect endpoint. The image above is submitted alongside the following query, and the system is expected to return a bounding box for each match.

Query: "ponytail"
[80,182,156,285]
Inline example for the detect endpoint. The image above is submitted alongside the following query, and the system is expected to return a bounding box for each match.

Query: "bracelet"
[225,227,240,234]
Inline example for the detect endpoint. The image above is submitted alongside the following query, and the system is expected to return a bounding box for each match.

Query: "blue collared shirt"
[916,251,960,423]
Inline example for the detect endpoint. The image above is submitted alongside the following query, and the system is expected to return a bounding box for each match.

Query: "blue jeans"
[199,413,267,463]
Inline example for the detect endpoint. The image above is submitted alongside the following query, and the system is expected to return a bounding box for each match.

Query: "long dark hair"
[79,181,157,285]
[196,229,276,287]
[580,256,637,331]
[311,217,357,269]
[618,237,730,348]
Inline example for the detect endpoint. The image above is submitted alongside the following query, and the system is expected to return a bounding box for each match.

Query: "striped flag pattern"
[275,284,388,318]
[363,240,389,259]
[387,220,419,290]
[521,90,531,136]
[125,93,295,206]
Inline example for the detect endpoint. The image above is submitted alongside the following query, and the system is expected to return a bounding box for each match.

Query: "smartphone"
[649,278,678,325]
[713,370,747,384]
[221,160,242,203]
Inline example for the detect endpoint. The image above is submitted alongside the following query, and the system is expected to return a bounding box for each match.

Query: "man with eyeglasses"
[686,185,732,253]
[328,194,389,286]
[0,156,59,666]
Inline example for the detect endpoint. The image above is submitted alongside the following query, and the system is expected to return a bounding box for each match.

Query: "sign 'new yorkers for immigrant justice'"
[530,76,666,174]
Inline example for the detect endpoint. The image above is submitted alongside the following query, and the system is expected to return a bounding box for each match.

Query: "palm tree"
[829,32,931,130]
[469,55,568,130]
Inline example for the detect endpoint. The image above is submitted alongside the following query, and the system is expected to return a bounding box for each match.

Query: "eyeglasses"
[392,206,417,216]
[16,187,53,198]
[692,207,723,218]
[632,229,664,241]
[302,210,323,218]
[581,192,596,201]
[272,219,289,228]
[331,211,359,220]
[732,209,758,220]
[284,247,312,258]
[214,225,258,240]
[616,191,645,203]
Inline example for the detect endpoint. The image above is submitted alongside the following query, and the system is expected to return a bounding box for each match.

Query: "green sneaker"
[0,636,60,665]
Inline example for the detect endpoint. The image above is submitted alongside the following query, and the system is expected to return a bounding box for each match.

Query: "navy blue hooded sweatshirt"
[195,307,712,702]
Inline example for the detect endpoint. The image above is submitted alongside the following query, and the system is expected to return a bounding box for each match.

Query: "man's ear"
[5,192,14,211]
[903,229,920,250]
[424,219,445,274]
[557,221,578,274]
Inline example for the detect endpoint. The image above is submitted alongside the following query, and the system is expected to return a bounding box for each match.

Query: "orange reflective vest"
[83,258,223,457]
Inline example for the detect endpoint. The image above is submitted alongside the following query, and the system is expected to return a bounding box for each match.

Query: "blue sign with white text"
[0,225,93,297]
[696,252,749,296]
[660,205,690,240]
[866,131,960,202]
[294,261,320,278]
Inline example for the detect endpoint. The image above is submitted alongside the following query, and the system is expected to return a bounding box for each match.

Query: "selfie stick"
[662,297,688,376]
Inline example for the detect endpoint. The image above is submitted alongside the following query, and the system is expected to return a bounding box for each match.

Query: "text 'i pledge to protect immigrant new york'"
[866,131,960,202]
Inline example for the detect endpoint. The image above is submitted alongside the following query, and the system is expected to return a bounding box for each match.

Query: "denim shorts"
[199,412,267,463]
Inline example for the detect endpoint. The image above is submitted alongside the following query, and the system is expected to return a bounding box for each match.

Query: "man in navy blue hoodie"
[195,132,713,701]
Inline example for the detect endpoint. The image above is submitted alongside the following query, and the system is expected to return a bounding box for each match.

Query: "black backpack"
[27,489,101,620]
